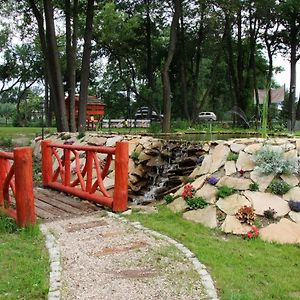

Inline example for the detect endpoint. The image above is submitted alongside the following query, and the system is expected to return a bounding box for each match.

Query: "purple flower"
[207,176,218,185]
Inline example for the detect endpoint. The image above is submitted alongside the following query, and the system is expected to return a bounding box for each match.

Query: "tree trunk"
[44,0,69,132]
[162,0,181,133]
[65,0,78,132]
[78,0,95,132]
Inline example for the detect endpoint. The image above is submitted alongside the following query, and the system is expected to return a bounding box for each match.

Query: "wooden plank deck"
[34,187,100,222]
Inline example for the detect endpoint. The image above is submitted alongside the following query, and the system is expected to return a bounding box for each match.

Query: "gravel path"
[42,211,218,300]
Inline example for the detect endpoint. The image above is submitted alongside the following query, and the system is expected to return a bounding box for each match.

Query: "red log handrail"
[0,147,35,227]
[41,140,129,212]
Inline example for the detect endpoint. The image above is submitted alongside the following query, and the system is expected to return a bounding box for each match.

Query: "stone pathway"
[41,212,218,300]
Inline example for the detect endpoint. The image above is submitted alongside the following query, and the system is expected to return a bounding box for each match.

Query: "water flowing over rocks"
[32,133,300,244]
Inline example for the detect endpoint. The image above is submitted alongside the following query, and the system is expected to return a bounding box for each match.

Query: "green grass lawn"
[127,206,300,300]
[0,215,49,299]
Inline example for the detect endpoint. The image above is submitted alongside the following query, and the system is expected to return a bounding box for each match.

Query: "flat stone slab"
[250,170,275,192]
[289,211,300,224]
[209,144,230,174]
[195,184,217,204]
[167,197,188,213]
[198,155,212,175]
[217,176,251,190]
[230,143,246,153]
[236,151,255,172]
[244,143,262,154]
[243,191,290,217]
[283,187,300,201]
[225,161,236,176]
[260,218,300,244]
[106,135,124,147]
[216,194,251,215]
[221,215,251,235]
[280,174,299,187]
[192,174,209,190]
[182,206,217,228]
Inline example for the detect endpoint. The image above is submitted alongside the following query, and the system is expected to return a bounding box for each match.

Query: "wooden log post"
[113,141,129,212]
[0,158,9,206]
[41,140,53,187]
[14,147,35,227]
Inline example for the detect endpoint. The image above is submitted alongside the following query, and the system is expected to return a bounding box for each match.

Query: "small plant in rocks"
[244,226,259,240]
[130,151,139,161]
[164,194,175,204]
[216,185,236,199]
[236,205,256,225]
[77,131,85,140]
[288,200,300,212]
[249,182,259,191]
[182,184,208,210]
[227,152,238,161]
[252,146,298,175]
[263,207,277,220]
[207,176,218,185]
[267,180,291,195]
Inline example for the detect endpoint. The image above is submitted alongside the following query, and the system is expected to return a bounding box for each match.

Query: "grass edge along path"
[127,205,300,300]
[0,214,49,299]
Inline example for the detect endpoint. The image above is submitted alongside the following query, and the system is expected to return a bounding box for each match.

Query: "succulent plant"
[288,200,300,212]
[236,205,256,225]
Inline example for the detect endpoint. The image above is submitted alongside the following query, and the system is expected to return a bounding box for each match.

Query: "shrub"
[0,136,12,147]
[130,151,139,161]
[267,180,291,195]
[227,152,239,161]
[252,146,298,175]
[249,182,259,191]
[288,200,300,212]
[148,122,161,134]
[236,205,256,225]
[263,207,277,219]
[186,196,208,209]
[216,185,236,199]
[164,194,175,204]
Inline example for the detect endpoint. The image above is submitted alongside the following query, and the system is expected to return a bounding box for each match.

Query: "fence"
[41,140,129,212]
[0,147,35,227]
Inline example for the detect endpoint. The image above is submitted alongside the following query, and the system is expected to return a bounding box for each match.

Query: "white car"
[198,112,217,121]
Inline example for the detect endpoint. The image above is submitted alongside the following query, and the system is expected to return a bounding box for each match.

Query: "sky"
[273,54,300,97]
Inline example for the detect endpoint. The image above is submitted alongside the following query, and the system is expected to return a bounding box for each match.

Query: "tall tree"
[162,0,181,133]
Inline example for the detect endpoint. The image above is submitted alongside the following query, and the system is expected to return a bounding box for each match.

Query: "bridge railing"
[0,147,35,227]
[41,140,129,212]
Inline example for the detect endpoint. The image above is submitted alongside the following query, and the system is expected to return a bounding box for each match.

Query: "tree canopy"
[0,0,299,132]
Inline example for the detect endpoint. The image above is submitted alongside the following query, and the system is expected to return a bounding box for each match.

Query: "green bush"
[267,180,291,195]
[227,152,239,161]
[252,146,298,175]
[0,136,12,147]
[186,196,208,209]
[216,185,236,199]
[249,182,259,191]
[148,122,161,134]
[163,194,175,204]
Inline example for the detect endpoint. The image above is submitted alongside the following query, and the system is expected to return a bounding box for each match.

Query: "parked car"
[134,107,163,121]
[198,112,217,121]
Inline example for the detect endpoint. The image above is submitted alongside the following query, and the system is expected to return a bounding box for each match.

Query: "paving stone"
[209,145,230,173]
[195,184,217,204]
[167,196,188,213]
[182,206,217,228]
[250,169,275,192]
[221,215,251,235]
[289,211,300,224]
[236,151,255,172]
[280,174,299,187]
[283,187,300,201]
[192,174,209,190]
[216,194,251,215]
[106,135,124,147]
[244,143,262,154]
[217,176,251,190]
[225,161,236,176]
[230,143,246,153]
[243,191,290,217]
[260,218,300,244]
[198,155,212,175]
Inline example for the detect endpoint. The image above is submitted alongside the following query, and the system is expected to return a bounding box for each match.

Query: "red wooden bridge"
[0,141,129,226]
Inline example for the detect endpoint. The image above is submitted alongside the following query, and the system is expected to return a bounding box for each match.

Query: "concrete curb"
[39,224,62,300]
[107,212,219,300]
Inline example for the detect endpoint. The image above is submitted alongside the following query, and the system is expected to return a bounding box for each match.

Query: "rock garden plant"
[182,184,208,210]
[288,200,300,212]
[244,225,259,240]
[267,180,291,195]
[235,205,256,225]
[216,185,236,199]
[252,146,299,175]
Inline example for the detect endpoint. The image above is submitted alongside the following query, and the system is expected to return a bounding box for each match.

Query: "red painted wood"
[64,149,71,186]
[14,147,35,227]
[113,142,129,212]
[0,158,10,206]
[41,140,53,186]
